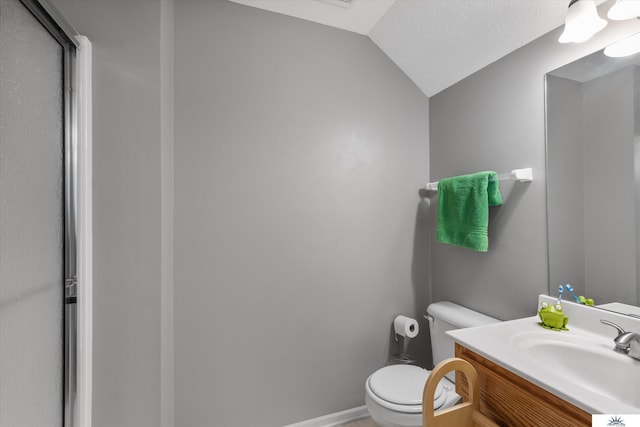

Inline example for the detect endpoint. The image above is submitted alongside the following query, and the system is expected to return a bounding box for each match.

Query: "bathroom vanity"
[448,295,640,425]
[455,344,590,426]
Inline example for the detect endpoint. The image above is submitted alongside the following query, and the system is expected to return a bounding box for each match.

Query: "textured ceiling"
[369,0,569,96]
[229,0,397,34]
[228,0,609,97]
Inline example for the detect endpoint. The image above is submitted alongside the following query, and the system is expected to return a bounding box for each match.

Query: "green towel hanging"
[436,171,503,252]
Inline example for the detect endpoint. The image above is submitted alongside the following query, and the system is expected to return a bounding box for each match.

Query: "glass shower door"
[0,0,66,425]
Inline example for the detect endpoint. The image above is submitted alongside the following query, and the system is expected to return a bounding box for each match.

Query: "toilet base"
[365,378,460,427]
[365,393,422,427]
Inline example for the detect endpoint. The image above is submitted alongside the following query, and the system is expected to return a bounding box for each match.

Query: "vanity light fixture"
[604,32,640,57]
[559,0,608,43]
[608,0,640,20]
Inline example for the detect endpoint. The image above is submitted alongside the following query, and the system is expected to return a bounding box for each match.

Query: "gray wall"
[173,1,429,426]
[429,5,640,320]
[430,37,551,320]
[52,1,163,426]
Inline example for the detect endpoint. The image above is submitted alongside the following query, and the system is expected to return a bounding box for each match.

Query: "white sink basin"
[511,330,640,408]
[448,295,640,414]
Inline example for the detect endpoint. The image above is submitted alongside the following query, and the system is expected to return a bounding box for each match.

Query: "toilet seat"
[366,365,447,413]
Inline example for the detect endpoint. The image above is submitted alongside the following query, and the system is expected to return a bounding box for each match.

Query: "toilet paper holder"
[391,352,416,365]
[392,315,419,365]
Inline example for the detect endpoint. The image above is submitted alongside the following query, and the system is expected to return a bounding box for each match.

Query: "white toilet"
[364,301,499,427]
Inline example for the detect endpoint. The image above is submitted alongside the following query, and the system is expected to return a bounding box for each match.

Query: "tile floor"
[340,417,380,427]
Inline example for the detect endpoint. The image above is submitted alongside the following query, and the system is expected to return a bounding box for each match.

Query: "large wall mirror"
[546,48,640,314]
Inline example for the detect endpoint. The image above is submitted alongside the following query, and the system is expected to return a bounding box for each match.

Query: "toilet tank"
[426,301,499,368]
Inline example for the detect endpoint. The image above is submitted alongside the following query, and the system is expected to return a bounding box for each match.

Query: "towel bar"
[424,168,533,192]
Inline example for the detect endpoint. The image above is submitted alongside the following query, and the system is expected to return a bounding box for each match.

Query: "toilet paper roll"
[393,315,419,338]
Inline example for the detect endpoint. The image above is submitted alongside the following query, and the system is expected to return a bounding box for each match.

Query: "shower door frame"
[15,1,93,426]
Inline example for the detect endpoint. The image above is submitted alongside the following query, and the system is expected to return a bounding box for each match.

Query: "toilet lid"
[368,365,443,406]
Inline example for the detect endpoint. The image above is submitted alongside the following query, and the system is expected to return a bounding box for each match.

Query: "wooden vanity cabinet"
[455,344,591,427]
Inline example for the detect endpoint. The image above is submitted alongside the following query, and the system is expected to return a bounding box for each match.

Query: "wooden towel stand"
[422,358,499,427]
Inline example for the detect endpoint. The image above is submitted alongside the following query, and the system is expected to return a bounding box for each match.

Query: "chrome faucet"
[600,319,640,360]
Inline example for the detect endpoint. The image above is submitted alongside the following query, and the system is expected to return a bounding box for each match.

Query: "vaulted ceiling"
[228,0,613,97]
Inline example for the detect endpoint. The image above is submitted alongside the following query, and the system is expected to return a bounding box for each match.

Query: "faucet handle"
[600,319,626,335]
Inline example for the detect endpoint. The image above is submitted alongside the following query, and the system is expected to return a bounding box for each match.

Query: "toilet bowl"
[364,365,459,427]
[364,301,499,427]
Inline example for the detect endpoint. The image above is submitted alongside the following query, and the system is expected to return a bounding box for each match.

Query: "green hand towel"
[436,171,503,252]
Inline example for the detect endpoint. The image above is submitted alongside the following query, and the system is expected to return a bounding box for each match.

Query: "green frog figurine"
[578,295,595,306]
[538,302,569,331]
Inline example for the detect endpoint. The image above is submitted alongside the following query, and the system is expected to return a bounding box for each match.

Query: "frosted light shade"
[559,0,607,43]
[608,0,640,20]
[604,32,640,57]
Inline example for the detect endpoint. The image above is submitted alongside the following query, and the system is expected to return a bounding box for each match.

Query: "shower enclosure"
[0,0,91,425]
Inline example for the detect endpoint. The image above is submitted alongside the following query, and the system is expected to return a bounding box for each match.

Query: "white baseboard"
[284,406,369,427]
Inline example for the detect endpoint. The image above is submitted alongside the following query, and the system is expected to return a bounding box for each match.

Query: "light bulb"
[604,32,640,57]
[608,0,640,20]
[559,0,608,44]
